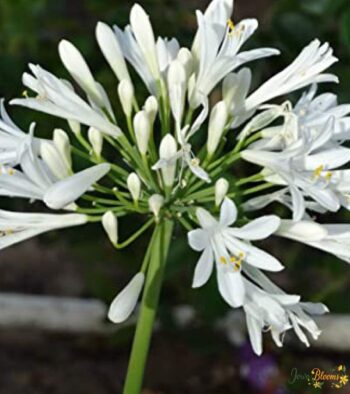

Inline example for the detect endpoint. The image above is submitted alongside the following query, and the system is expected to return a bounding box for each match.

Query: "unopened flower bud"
[108,272,145,323]
[118,79,134,117]
[215,178,229,207]
[102,211,118,245]
[88,127,103,158]
[159,134,177,187]
[96,22,131,83]
[144,96,158,124]
[168,60,186,123]
[41,141,70,180]
[53,128,72,168]
[127,172,141,202]
[134,110,151,155]
[207,101,228,156]
[177,47,193,79]
[148,194,164,220]
[67,119,81,135]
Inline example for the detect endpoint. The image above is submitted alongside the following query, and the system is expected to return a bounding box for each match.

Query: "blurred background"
[1,0,350,393]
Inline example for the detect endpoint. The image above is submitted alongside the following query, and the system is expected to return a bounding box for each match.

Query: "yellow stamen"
[220,256,227,264]
[227,19,235,35]
[22,90,29,98]
[312,165,324,179]
[6,229,13,235]
[7,168,15,176]
[229,256,236,263]
[325,171,332,181]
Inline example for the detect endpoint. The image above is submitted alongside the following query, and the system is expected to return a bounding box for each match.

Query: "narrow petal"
[219,198,237,227]
[217,269,245,307]
[192,247,214,288]
[229,215,280,240]
[44,163,110,209]
[245,314,263,356]
[196,207,217,228]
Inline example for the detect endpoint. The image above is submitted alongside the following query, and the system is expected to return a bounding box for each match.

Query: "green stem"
[122,219,174,394]
[116,218,154,249]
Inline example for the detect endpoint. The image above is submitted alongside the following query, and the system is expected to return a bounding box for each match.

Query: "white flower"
[11,64,122,137]
[190,0,279,108]
[244,40,338,113]
[44,163,111,209]
[241,120,350,220]
[167,60,187,129]
[0,210,87,250]
[102,211,118,245]
[188,198,282,307]
[108,272,145,323]
[0,100,43,166]
[114,4,179,96]
[276,220,350,263]
[243,280,328,355]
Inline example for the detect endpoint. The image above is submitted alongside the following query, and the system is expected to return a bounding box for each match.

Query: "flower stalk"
[122,219,174,394]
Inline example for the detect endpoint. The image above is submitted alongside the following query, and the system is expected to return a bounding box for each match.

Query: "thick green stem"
[122,219,174,394]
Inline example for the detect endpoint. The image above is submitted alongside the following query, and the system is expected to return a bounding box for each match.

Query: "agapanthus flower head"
[0,1,349,384]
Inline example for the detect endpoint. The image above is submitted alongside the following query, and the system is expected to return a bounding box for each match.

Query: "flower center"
[312,165,332,182]
[227,19,235,35]
[220,252,244,272]
[0,167,15,176]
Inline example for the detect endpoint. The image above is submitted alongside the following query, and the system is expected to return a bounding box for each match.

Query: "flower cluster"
[0,0,349,359]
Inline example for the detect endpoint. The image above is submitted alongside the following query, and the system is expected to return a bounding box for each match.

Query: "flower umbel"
[0,0,349,392]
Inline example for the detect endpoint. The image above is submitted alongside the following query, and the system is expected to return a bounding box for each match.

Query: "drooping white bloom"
[88,127,103,158]
[0,210,87,250]
[96,21,132,83]
[108,272,145,323]
[11,64,122,137]
[189,0,279,108]
[242,277,328,355]
[148,194,164,219]
[127,172,141,202]
[44,163,111,209]
[188,198,282,307]
[102,211,118,245]
[215,178,229,206]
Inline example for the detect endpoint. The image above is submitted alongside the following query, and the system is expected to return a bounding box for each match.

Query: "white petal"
[196,207,217,228]
[192,247,214,288]
[188,228,209,252]
[229,215,280,240]
[108,273,145,323]
[44,163,110,209]
[276,220,327,242]
[245,314,263,356]
[219,198,237,227]
[290,185,305,222]
[217,269,245,307]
